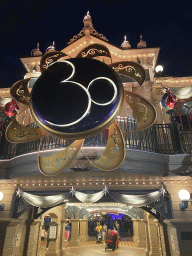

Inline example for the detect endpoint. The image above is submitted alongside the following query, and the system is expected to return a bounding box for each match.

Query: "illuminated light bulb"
[64,183,66,185]
[155,65,163,73]
[178,189,190,200]
[45,184,47,186]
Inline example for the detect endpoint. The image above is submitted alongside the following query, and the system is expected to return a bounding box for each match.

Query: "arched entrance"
[7,187,172,255]
[28,202,170,256]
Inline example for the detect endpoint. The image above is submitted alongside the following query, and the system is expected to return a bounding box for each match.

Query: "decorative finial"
[121,35,131,49]
[31,42,42,56]
[160,185,166,197]
[84,11,91,20]
[46,41,56,52]
[137,34,147,48]
[70,186,75,197]
[16,188,22,198]
[103,185,108,196]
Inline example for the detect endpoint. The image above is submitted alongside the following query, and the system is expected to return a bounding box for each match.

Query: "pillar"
[164,219,192,256]
[147,214,161,256]
[69,219,80,247]
[79,219,89,242]
[132,219,149,253]
[26,219,41,256]
[60,220,67,256]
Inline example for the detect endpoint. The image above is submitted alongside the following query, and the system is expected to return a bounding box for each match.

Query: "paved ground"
[40,240,146,256]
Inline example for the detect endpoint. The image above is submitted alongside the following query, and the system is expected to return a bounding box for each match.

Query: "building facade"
[0,12,192,256]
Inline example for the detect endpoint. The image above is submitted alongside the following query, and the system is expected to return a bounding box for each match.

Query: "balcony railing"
[0,118,191,159]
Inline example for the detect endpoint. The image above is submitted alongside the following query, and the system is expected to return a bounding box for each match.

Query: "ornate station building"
[0,12,192,256]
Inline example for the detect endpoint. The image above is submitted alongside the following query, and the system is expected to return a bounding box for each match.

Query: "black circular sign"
[30,58,124,139]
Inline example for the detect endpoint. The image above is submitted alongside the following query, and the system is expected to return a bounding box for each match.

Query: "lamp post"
[178,189,190,211]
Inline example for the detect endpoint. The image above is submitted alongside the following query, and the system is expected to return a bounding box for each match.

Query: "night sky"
[1,0,192,88]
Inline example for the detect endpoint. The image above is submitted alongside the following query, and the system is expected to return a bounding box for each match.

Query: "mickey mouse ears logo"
[30,58,124,139]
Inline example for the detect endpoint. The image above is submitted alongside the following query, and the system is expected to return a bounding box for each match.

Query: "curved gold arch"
[40,51,70,73]
[10,78,30,106]
[76,43,111,59]
[124,91,156,132]
[5,118,46,143]
[81,121,125,171]
[38,139,84,176]
[110,61,146,86]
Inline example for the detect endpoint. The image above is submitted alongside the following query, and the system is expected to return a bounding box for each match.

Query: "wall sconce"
[178,189,190,211]
[0,191,4,211]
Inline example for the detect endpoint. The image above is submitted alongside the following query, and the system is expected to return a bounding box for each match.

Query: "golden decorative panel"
[81,121,125,171]
[110,61,146,86]
[5,118,46,143]
[124,91,156,131]
[38,139,84,176]
[10,78,30,106]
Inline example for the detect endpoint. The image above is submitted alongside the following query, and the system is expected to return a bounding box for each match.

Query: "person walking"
[64,221,71,242]
[102,223,107,241]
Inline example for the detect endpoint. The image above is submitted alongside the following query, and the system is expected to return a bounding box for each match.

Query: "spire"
[121,35,131,49]
[137,34,147,48]
[68,11,108,44]
[83,10,93,28]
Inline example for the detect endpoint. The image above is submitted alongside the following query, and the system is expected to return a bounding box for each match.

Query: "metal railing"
[0,118,191,159]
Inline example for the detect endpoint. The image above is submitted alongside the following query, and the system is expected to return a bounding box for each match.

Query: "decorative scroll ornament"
[75,190,105,203]
[68,27,108,45]
[40,51,70,73]
[10,78,30,106]
[21,191,70,208]
[76,43,111,59]
[5,118,46,143]
[110,61,146,86]
[81,121,125,171]
[38,139,84,176]
[124,91,156,131]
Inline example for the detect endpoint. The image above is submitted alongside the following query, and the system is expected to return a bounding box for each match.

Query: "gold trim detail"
[81,121,125,171]
[124,91,156,131]
[40,51,69,73]
[38,139,84,176]
[5,118,46,143]
[110,61,146,86]
[10,78,30,106]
